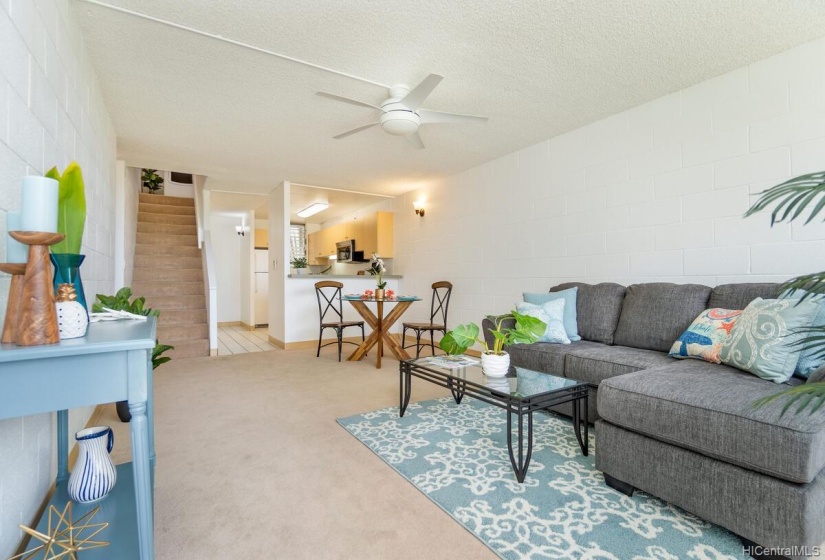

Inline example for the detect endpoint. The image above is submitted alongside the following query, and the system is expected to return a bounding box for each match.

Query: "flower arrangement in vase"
[369,253,387,299]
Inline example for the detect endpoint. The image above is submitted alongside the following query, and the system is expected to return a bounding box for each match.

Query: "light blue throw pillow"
[780,289,825,378]
[523,287,581,342]
[516,300,571,344]
[719,297,820,383]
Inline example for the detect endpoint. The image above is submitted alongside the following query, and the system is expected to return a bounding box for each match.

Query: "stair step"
[164,338,210,360]
[139,193,195,207]
[137,222,197,235]
[136,232,198,247]
[132,281,204,296]
[134,244,201,257]
[138,212,197,226]
[133,267,202,283]
[144,295,206,310]
[158,323,209,341]
[134,255,202,269]
[158,309,207,325]
[138,203,195,216]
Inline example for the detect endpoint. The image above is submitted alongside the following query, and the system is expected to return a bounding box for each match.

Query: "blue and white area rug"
[338,397,746,559]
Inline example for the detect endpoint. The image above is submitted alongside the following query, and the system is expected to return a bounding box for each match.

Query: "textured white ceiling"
[74,0,825,196]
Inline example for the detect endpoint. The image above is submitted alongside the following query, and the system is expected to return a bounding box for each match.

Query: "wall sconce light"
[413,201,425,217]
[236,217,250,236]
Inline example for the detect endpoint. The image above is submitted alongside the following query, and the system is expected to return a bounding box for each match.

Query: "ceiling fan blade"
[419,109,489,124]
[399,74,443,111]
[316,92,384,112]
[407,131,425,149]
[333,123,379,140]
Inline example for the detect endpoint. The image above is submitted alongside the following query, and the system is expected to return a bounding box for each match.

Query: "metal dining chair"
[315,281,365,361]
[401,281,453,358]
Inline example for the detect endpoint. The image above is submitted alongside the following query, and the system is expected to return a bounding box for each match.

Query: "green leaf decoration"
[744,171,825,226]
[50,162,86,254]
[438,332,464,355]
[753,382,825,416]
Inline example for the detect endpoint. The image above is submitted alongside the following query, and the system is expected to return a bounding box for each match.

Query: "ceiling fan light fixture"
[380,111,420,136]
[297,202,329,218]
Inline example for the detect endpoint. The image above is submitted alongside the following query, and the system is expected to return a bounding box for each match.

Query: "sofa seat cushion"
[507,340,606,376]
[613,283,712,352]
[563,345,675,386]
[598,360,825,483]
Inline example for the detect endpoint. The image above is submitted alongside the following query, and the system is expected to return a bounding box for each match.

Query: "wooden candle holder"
[0,263,26,344]
[10,231,65,346]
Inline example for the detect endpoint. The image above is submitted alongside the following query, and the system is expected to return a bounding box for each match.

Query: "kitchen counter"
[287,274,403,279]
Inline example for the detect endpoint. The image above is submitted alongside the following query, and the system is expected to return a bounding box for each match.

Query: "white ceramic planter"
[481,351,510,378]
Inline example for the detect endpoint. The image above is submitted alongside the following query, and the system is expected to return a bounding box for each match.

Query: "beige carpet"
[99,348,495,559]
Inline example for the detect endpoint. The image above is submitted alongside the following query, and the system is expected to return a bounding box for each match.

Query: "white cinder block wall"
[395,37,825,333]
[0,0,117,556]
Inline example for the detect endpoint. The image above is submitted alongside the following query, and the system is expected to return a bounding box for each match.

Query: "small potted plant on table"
[440,311,545,377]
[291,257,309,275]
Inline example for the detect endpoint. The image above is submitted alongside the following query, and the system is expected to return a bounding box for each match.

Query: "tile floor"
[217,325,279,355]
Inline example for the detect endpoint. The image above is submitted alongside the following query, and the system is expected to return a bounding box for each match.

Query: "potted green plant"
[141,169,164,194]
[93,287,174,422]
[440,311,546,377]
[291,257,309,275]
[745,170,825,415]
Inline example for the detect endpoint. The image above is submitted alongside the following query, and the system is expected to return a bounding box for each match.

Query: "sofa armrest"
[481,315,516,351]
[808,364,825,383]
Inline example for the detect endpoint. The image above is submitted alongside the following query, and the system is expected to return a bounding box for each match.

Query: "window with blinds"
[290,224,307,261]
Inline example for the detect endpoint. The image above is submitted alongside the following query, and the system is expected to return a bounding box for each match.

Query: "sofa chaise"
[482,282,825,558]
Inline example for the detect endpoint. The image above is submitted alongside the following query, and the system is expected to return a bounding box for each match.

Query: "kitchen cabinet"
[254,228,268,248]
[360,211,394,258]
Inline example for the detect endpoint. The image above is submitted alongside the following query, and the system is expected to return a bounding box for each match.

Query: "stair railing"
[194,181,218,355]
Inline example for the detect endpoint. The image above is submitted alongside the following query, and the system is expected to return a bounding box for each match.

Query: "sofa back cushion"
[550,282,626,344]
[613,283,712,352]
[708,283,781,310]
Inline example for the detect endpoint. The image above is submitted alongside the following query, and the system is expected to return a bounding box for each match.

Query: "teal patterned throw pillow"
[516,300,571,344]
[719,297,820,383]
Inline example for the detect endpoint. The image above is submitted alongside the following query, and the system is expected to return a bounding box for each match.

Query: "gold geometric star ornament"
[7,501,109,560]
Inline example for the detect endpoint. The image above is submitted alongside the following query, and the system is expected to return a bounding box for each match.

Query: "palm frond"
[744,171,825,225]
[779,271,825,301]
[753,382,825,416]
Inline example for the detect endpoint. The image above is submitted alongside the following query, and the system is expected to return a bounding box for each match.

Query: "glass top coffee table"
[400,357,589,483]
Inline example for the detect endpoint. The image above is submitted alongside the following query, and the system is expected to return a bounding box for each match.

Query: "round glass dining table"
[341,295,421,368]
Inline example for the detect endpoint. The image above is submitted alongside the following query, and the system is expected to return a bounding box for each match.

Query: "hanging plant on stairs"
[93,287,174,422]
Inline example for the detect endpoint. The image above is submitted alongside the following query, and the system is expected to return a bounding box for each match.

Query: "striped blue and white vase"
[68,426,117,503]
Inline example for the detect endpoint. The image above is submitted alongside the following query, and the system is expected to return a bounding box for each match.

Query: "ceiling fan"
[317,74,488,149]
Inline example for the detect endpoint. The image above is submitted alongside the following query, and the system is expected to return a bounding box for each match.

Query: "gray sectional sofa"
[482,282,825,559]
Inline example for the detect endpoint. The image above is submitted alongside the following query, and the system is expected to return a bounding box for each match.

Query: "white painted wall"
[210,214,243,322]
[268,182,288,343]
[113,163,139,288]
[394,37,825,333]
[0,0,117,556]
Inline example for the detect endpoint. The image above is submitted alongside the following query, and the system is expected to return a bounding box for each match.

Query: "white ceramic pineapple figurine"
[55,283,88,339]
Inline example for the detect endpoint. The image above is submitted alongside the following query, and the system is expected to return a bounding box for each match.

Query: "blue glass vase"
[50,253,88,313]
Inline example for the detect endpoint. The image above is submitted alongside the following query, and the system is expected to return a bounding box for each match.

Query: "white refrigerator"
[254,249,269,327]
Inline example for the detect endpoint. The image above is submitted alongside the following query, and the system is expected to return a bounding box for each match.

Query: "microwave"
[335,240,366,263]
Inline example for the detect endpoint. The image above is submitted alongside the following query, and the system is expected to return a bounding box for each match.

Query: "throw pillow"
[779,289,825,379]
[719,297,820,383]
[523,287,581,342]
[669,308,742,364]
[516,300,571,344]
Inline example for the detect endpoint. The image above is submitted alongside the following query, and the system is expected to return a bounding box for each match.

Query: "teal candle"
[6,211,27,263]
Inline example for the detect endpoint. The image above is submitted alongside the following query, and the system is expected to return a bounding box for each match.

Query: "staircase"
[132,193,209,359]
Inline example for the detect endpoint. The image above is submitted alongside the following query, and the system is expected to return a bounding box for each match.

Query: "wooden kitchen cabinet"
[360,211,394,257]
[254,228,268,248]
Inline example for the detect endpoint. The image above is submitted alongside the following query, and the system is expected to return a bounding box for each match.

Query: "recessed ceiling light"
[297,202,329,218]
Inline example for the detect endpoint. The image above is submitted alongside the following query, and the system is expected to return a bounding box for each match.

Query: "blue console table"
[0,318,157,560]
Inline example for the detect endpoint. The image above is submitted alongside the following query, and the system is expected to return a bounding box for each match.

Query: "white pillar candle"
[20,176,59,233]
[6,211,27,263]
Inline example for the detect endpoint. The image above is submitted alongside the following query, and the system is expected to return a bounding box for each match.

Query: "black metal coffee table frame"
[399,359,589,483]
